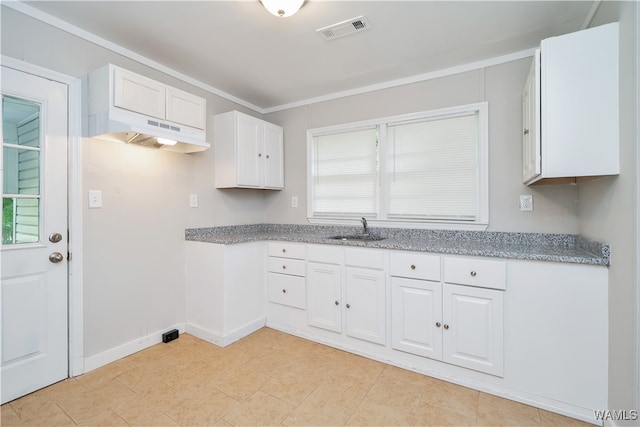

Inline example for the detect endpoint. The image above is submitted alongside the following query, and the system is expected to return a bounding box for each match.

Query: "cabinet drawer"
[344,248,384,270]
[267,273,305,309]
[268,242,305,259]
[444,257,506,290]
[390,252,440,281]
[268,257,305,277]
[307,244,342,264]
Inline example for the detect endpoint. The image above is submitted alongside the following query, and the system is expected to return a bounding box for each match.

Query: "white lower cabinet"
[184,241,265,346]
[442,283,504,377]
[391,254,504,376]
[267,243,306,310]
[188,240,607,423]
[307,261,342,333]
[344,251,386,345]
[306,246,386,346]
[391,277,443,359]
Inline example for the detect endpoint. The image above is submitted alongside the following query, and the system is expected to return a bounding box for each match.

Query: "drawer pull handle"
[282,248,286,253]
[346,304,351,309]
[335,301,339,306]
[444,324,450,330]
[470,271,477,277]
[436,322,441,328]
[410,264,416,270]
[282,265,287,269]
[282,289,287,293]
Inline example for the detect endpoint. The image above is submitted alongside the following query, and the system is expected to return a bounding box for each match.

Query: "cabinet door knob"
[410,264,416,270]
[334,301,339,306]
[282,265,287,269]
[470,271,477,277]
[523,128,530,135]
[266,154,270,159]
[444,324,450,330]
[258,153,262,157]
[282,248,286,253]
[282,289,287,293]
[346,304,351,309]
[436,322,441,328]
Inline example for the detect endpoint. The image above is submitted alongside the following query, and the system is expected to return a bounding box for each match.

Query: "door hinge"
[67,252,72,261]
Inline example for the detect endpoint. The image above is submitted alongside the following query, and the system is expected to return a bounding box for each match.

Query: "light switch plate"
[88,190,102,208]
[291,196,298,208]
[189,194,199,208]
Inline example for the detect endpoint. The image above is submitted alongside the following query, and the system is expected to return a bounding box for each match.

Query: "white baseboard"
[186,317,266,347]
[83,323,186,373]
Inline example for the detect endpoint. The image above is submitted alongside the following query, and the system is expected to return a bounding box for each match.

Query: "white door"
[1,66,69,404]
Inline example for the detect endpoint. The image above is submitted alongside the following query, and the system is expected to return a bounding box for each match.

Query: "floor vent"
[316,15,370,41]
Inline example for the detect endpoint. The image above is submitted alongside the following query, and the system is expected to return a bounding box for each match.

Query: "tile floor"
[1,328,592,426]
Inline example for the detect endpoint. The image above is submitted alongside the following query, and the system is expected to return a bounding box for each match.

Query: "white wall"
[264,60,580,233]
[578,2,639,424]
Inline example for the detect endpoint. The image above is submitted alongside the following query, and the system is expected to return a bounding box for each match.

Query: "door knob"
[49,232,63,243]
[49,252,64,263]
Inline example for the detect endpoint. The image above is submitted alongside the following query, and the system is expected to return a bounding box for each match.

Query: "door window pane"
[2,96,41,245]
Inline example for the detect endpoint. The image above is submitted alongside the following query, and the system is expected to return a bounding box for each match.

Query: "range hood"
[88,107,210,153]
[86,64,210,154]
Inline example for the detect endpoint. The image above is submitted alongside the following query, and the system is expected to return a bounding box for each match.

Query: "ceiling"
[20,1,597,112]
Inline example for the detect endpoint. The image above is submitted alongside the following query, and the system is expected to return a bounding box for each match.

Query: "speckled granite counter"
[185,224,610,266]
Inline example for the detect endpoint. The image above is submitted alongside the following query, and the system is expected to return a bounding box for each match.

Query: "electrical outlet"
[520,195,533,211]
[291,196,298,208]
[189,194,198,208]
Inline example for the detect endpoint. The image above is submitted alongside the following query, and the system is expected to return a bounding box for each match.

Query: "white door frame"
[2,56,84,376]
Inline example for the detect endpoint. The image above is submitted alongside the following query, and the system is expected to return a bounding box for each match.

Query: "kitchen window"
[307,102,488,230]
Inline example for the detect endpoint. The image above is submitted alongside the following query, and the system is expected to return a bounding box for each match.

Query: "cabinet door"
[442,284,504,376]
[166,87,206,130]
[113,67,165,119]
[345,267,386,345]
[264,122,284,189]
[307,262,342,333]
[236,114,263,187]
[522,50,541,183]
[391,277,442,359]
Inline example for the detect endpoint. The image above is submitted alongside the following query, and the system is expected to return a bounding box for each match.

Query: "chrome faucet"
[361,217,368,235]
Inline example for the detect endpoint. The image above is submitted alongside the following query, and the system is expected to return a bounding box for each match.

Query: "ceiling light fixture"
[261,0,304,17]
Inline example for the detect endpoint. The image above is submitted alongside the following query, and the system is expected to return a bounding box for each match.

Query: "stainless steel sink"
[327,234,386,242]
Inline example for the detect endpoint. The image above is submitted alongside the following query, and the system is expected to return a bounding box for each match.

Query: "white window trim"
[306,102,489,230]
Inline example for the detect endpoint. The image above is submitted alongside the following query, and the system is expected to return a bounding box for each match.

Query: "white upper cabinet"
[522,23,619,185]
[214,110,284,190]
[166,87,207,130]
[114,67,165,119]
[112,66,206,130]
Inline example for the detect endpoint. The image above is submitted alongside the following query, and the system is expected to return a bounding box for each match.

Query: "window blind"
[386,113,478,220]
[312,128,378,217]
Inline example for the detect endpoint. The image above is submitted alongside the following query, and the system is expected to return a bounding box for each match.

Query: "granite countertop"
[185,224,610,266]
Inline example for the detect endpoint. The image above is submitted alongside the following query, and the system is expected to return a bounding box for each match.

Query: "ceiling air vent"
[316,15,370,41]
